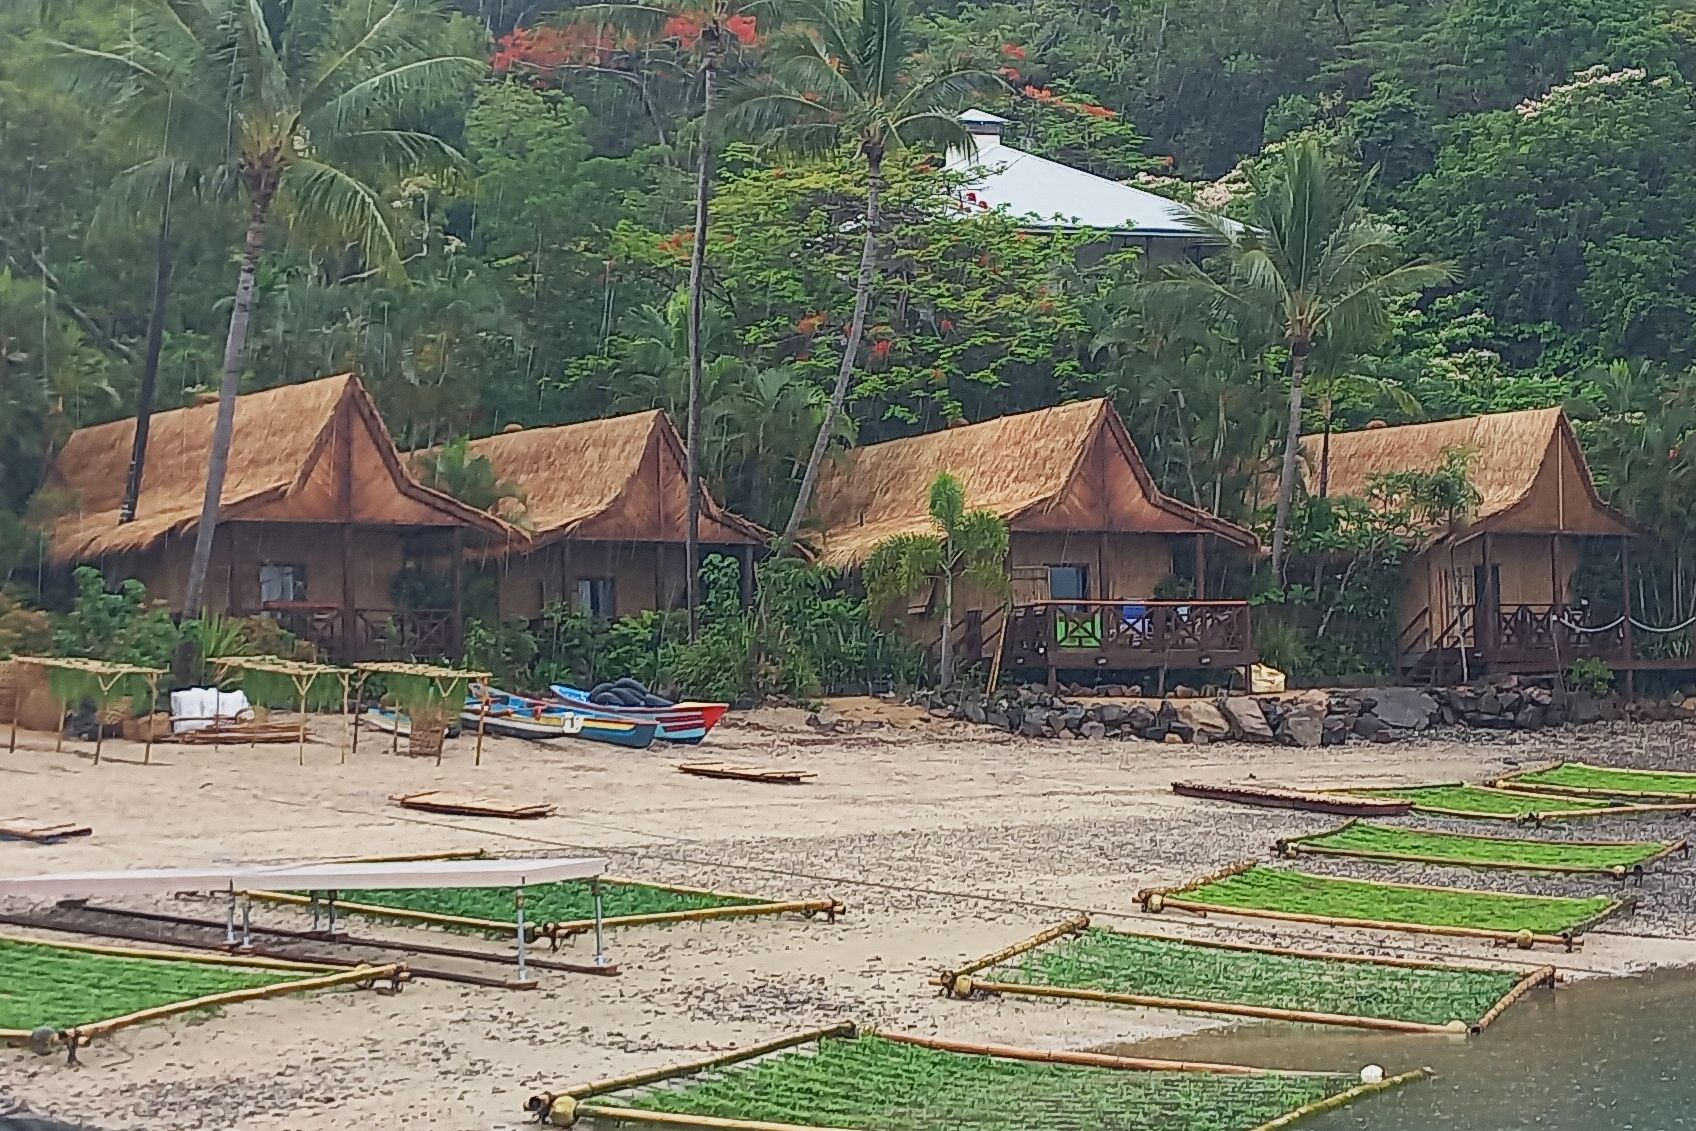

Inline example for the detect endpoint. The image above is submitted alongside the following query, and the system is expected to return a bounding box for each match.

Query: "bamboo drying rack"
[240,875,844,942]
[212,656,352,766]
[6,656,165,765]
[349,661,492,765]
[1492,761,1696,802]
[1326,782,1696,823]
[932,914,1557,1035]
[0,933,405,1061]
[1136,860,1630,951]
[522,1023,1429,1129]
[1275,817,1689,878]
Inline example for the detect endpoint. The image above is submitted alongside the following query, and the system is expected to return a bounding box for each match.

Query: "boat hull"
[548,685,728,743]
[464,691,658,749]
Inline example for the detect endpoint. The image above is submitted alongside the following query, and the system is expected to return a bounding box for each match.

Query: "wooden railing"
[254,603,457,662]
[1001,599,1255,674]
[1489,603,1627,665]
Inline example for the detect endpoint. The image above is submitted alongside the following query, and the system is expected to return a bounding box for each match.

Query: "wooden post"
[143,673,158,766]
[295,675,309,767]
[338,673,350,764]
[474,690,490,767]
[738,544,754,609]
[337,401,356,666]
[1194,536,1208,600]
[450,526,465,659]
[1480,532,1497,666]
[8,668,20,754]
[1622,536,1635,698]
[349,673,366,759]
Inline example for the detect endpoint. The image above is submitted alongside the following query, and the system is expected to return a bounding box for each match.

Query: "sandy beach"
[5,706,1696,1130]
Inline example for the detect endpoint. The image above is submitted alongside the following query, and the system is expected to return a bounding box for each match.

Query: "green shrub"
[1567,657,1615,697]
[51,567,179,667]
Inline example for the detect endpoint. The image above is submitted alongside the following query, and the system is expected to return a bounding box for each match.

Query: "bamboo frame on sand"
[526,1024,1423,1128]
[1275,818,1688,877]
[1137,862,1626,951]
[1493,761,1696,801]
[1326,783,1696,822]
[935,918,1556,1035]
[1247,1070,1430,1131]
[242,889,845,939]
[0,938,405,1051]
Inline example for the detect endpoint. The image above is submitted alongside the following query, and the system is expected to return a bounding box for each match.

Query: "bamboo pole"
[338,672,351,764]
[7,663,18,754]
[1495,778,1696,802]
[601,876,802,905]
[143,672,158,765]
[1247,1069,1430,1131]
[0,932,346,972]
[874,1031,1339,1077]
[1472,965,1556,1032]
[574,1106,859,1131]
[1134,858,1256,903]
[61,963,406,1047]
[527,1023,857,1111]
[296,675,309,767]
[939,915,1090,989]
[1280,836,1683,876]
[474,689,489,767]
[1151,895,1591,950]
[942,978,1466,1035]
[1083,921,1546,975]
[244,890,530,936]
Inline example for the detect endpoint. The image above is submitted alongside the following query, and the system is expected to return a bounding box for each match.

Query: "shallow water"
[1128,965,1696,1129]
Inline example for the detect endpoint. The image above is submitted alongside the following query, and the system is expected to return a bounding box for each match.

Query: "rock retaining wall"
[914,674,1677,746]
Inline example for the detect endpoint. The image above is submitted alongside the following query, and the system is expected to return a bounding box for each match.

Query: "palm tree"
[558,2,761,636]
[54,0,484,618]
[727,0,1001,551]
[413,438,529,525]
[1154,139,1452,577]
[863,472,1007,688]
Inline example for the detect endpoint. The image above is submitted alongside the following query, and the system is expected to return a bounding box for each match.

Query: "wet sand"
[3,708,1696,1129]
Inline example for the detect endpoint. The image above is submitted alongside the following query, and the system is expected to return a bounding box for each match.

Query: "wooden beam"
[336,396,356,664]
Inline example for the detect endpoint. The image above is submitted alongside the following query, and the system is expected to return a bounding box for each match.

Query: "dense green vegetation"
[1165,866,1616,934]
[0,937,301,1031]
[1341,784,1619,819]
[11,0,1696,681]
[1288,820,1674,872]
[1502,762,1696,798]
[999,928,1522,1027]
[617,1033,1365,1131]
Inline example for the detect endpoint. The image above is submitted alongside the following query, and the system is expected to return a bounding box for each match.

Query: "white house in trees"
[944,109,1231,260]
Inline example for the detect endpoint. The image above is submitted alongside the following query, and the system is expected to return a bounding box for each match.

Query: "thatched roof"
[456,410,770,548]
[1304,407,1637,539]
[40,374,510,563]
[811,398,1257,568]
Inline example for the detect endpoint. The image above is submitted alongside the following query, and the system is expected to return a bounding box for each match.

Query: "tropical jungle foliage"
[10,0,1696,683]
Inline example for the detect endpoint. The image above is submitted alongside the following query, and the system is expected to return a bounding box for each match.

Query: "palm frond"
[279,158,406,280]
[306,54,487,136]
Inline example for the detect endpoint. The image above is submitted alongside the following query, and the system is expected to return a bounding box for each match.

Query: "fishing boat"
[465,689,658,749]
[362,708,463,740]
[547,684,728,745]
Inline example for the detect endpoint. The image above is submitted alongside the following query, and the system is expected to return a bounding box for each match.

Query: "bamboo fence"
[7,656,165,765]
[0,934,404,1056]
[934,918,1556,1035]
[1275,818,1688,877]
[1136,862,1628,951]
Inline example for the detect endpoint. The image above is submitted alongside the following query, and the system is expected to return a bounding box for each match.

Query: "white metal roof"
[946,110,1228,239]
[0,856,607,899]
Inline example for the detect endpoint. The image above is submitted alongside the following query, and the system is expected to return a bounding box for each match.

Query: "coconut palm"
[555,2,762,635]
[1153,139,1453,576]
[726,0,1002,551]
[863,472,1007,688]
[54,0,485,618]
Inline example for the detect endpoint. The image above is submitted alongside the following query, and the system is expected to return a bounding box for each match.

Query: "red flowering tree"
[548,1,763,634]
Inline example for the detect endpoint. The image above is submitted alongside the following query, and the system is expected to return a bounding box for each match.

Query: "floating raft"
[0,934,404,1054]
[389,791,556,819]
[1138,863,1627,950]
[935,915,1552,1035]
[523,1023,1427,1130]
[1494,761,1696,801]
[1278,819,1686,877]
[1171,781,1412,817]
[247,877,843,940]
[678,762,817,785]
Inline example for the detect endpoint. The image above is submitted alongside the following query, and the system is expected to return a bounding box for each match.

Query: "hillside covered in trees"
[6,0,1696,679]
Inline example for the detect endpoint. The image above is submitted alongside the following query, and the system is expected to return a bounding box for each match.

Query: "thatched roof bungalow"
[812,399,1260,685]
[458,410,771,619]
[39,373,510,661]
[1304,407,1640,678]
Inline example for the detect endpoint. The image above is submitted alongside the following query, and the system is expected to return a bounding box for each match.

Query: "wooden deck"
[997,599,1256,688]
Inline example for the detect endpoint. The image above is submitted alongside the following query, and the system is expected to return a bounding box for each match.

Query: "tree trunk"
[1318,395,1334,499]
[684,60,717,639]
[1269,347,1308,579]
[121,194,173,524]
[939,563,955,689]
[779,146,883,550]
[182,191,270,620]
